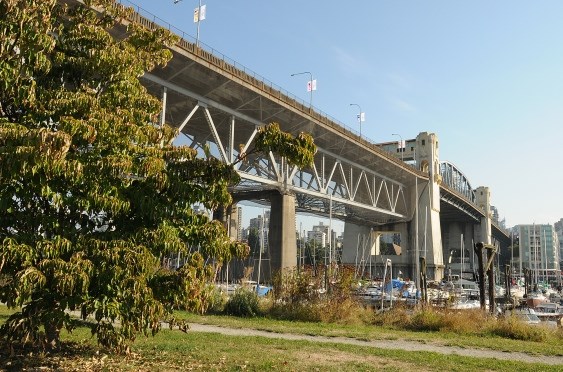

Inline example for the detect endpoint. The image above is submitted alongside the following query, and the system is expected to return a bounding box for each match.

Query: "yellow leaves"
[32,127,71,166]
[37,255,93,297]
[103,154,133,178]
[36,236,73,259]
[162,145,197,163]
[0,238,35,271]
[89,186,130,215]
[139,156,165,178]
[15,267,46,303]
[0,123,28,144]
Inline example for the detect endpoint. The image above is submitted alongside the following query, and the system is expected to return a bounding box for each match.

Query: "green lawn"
[176,311,563,357]
[0,305,561,371]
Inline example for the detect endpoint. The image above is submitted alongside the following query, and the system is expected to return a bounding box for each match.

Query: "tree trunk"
[44,320,61,349]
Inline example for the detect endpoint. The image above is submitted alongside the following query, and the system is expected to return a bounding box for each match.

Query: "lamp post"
[349,103,363,138]
[291,71,314,108]
[174,0,204,47]
[392,133,404,161]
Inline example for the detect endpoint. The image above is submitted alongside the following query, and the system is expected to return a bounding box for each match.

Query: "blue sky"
[130,0,563,230]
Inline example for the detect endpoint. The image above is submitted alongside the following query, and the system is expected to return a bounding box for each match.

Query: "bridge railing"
[113,0,427,177]
[116,1,360,134]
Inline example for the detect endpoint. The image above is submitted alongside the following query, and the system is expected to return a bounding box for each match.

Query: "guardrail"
[110,0,427,176]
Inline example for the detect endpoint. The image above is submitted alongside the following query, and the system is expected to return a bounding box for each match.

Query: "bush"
[372,304,410,327]
[269,266,369,325]
[269,302,323,322]
[224,289,260,317]
[206,287,228,314]
[486,316,548,342]
[439,309,494,334]
[408,308,443,332]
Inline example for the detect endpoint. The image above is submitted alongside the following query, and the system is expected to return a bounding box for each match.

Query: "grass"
[1,305,562,371]
[174,310,563,357]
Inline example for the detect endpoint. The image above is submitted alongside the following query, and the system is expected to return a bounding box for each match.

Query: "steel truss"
[148,73,410,225]
[439,161,476,203]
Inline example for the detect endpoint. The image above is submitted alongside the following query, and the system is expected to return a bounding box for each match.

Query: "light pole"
[349,103,363,138]
[174,0,204,47]
[392,133,404,161]
[291,71,314,108]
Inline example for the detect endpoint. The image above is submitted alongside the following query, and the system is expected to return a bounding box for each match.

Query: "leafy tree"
[0,0,315,352]
[247,227,261,257]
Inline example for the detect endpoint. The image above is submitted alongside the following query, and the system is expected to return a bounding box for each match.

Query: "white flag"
[357,112,365,123]
[194,5,206,22]
[307,79,317,92]
[397,140,405,148]
[200,4,206,20]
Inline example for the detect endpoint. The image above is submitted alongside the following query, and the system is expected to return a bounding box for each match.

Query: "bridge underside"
[137,44,425,227]
[96,2,510,282]
[440,186,510,247]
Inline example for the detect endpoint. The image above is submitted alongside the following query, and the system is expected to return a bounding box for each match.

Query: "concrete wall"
[342,222,411,279]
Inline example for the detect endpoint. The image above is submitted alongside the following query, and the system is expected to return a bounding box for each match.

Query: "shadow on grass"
[0,340,100,372]
[0,312,106,372]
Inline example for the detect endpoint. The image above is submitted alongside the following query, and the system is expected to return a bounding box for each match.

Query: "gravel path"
[188,323,563,366]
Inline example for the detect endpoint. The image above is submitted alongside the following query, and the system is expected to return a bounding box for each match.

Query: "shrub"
[224,289,260,317]
[269,302,323,322]
[408,308,443,332]
[439,308,493,334]
[372,304,410,327]
[269,266,368,324]
[486,316,548,342]
[206,286,228,314]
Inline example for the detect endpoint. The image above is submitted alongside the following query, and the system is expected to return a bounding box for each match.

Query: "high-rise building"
[554,219,563,274]
[249,211,270,252]
[307,222,329,247]
[236,206,243,241]
[516,224,560,284]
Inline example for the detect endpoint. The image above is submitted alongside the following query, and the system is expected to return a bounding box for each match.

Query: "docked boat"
[508,308,541,325]
[526,291,549,308]
[533,302,563,322]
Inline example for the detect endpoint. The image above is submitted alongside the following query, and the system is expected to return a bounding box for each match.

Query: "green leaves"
[0,0,316,353]
[252,122,316,168]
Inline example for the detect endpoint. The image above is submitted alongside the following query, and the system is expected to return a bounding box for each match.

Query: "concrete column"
[342,223,374,265]
[463,223,475,271]
[268,192,297,273]
[343,222,410,279]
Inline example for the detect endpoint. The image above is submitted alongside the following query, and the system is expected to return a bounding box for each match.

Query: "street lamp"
[174,0,205,47]
[392,133,404,161]
[349,103,363,138]
[291,71,314,107]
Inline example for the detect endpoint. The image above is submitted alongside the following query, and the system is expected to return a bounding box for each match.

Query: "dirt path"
[188,323,563,366]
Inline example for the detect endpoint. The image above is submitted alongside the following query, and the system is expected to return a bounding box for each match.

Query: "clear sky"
[129,0,563,229]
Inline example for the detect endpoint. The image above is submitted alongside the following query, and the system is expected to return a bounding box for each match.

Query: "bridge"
[79,0,510,281]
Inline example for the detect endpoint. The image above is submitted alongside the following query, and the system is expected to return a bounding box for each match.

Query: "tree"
[247,228,261,257]
[0,0,315,352]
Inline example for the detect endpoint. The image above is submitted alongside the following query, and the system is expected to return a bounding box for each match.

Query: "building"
[235,206,243,241]
[516,224,560,285]
[307,222,335,248]
[249,211,270,252]
[554,219,563,272]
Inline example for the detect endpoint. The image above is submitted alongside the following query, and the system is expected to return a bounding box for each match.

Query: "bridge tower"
[475,186,492,245]
[414,132,445,280]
